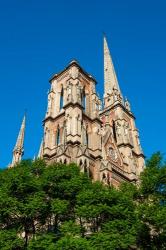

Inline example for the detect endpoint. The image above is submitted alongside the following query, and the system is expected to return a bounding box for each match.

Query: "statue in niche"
[67,83,72,102]
[121,152,127,164]
[100,126,107,160]
[76,84,81,103]
[102,172,107,184]
[102,172,110,185]
[116,123,121,137]
[96,102,99,111]
[47,94,52,114]
[136,131,140,145]
[62,121,67,146]
[112,87,118,102]
[70,66,79,79]
[99,100,102,111]
[108,147,117,161]
[82,122,88,146]
[125,98,131,111]
[91,83,96,94]
[112,87,122,103]
[124,125,128,136]
[66,114,71,135]
[128,153,136,174]
[76,114,81,134]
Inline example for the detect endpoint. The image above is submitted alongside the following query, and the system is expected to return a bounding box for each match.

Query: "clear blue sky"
[0,0,166,167]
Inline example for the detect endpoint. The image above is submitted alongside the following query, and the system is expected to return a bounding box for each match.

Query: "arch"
[102,172,106,180]
[89,168,93,179]
[85,125,89,146]
[79,159,83,167]
[84,159,88,173]
[107,173,110,185]
[82,88,86,110]
[59,159,62,163]
[112,120,117,142]
[56,127,60,145]
[60,87,64,110]
[64,159,67,164]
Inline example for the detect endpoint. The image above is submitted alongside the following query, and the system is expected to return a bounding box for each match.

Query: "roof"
[49,60,97,83]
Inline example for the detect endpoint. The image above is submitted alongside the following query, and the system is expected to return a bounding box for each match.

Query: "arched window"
[112,121,117,142]
[102,173,106,180]
[79,159,83,167]
[64,159,67,164]
[107,173,110,185]
[60,88,64,110]
[84,160,88,174]
[57,127,60,145]
[89,168,93,179]
[82,89,86,110]
[86,129,89,147]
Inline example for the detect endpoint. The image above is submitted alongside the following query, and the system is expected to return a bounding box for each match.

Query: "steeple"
[104,36,122,97]
[11,115,26,167]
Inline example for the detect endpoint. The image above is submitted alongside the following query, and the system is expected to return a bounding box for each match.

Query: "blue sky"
[0,0,166,167]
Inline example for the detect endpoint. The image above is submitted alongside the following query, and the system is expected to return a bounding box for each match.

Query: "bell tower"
[42,60,102,180]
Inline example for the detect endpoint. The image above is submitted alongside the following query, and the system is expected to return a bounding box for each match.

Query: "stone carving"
[69,66,79,79]
[67,83,72,102]
[47,93,53,115]
[76,84,81,103]
[125,98,131,111]
[108,147,117,161]
[66,114,72,135]
[112,87,122,103]
[116,123,121,137]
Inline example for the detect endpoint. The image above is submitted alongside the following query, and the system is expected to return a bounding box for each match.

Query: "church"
[10,37,145,187]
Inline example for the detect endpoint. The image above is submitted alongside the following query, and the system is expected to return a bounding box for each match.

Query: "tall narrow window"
[82,89,86,110]
[57,127,60,145]
[112,121,117,142]
[60,88,64,110]
[86,129,89,146]
[64,159,67,164]
[84,160,88,174]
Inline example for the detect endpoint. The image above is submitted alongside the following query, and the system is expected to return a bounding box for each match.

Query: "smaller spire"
[11,115,26,167]
[14,115,25,151]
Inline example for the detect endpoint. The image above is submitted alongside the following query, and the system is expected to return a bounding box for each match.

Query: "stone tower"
[40,59,102,181]
[10,115,26,167]
[39,37,145,186]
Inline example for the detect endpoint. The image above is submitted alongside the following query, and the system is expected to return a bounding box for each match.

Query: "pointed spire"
[14,115,25,151]
[104,36,122,96]
[11,115,26,167]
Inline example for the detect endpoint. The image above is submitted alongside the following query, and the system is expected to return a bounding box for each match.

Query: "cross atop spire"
[11,115,26,167]
[104,36,122,97]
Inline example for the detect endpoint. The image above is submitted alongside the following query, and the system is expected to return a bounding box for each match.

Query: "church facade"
[11,37,145,187]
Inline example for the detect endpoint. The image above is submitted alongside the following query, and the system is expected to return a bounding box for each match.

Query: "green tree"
[137,152,166,249]
[0,153,165,249]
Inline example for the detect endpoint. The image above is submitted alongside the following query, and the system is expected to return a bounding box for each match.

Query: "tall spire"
[11,115,26,167]
[104,36,122,96]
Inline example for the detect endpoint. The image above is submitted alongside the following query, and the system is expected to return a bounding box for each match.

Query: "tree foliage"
[0,152,166,249]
